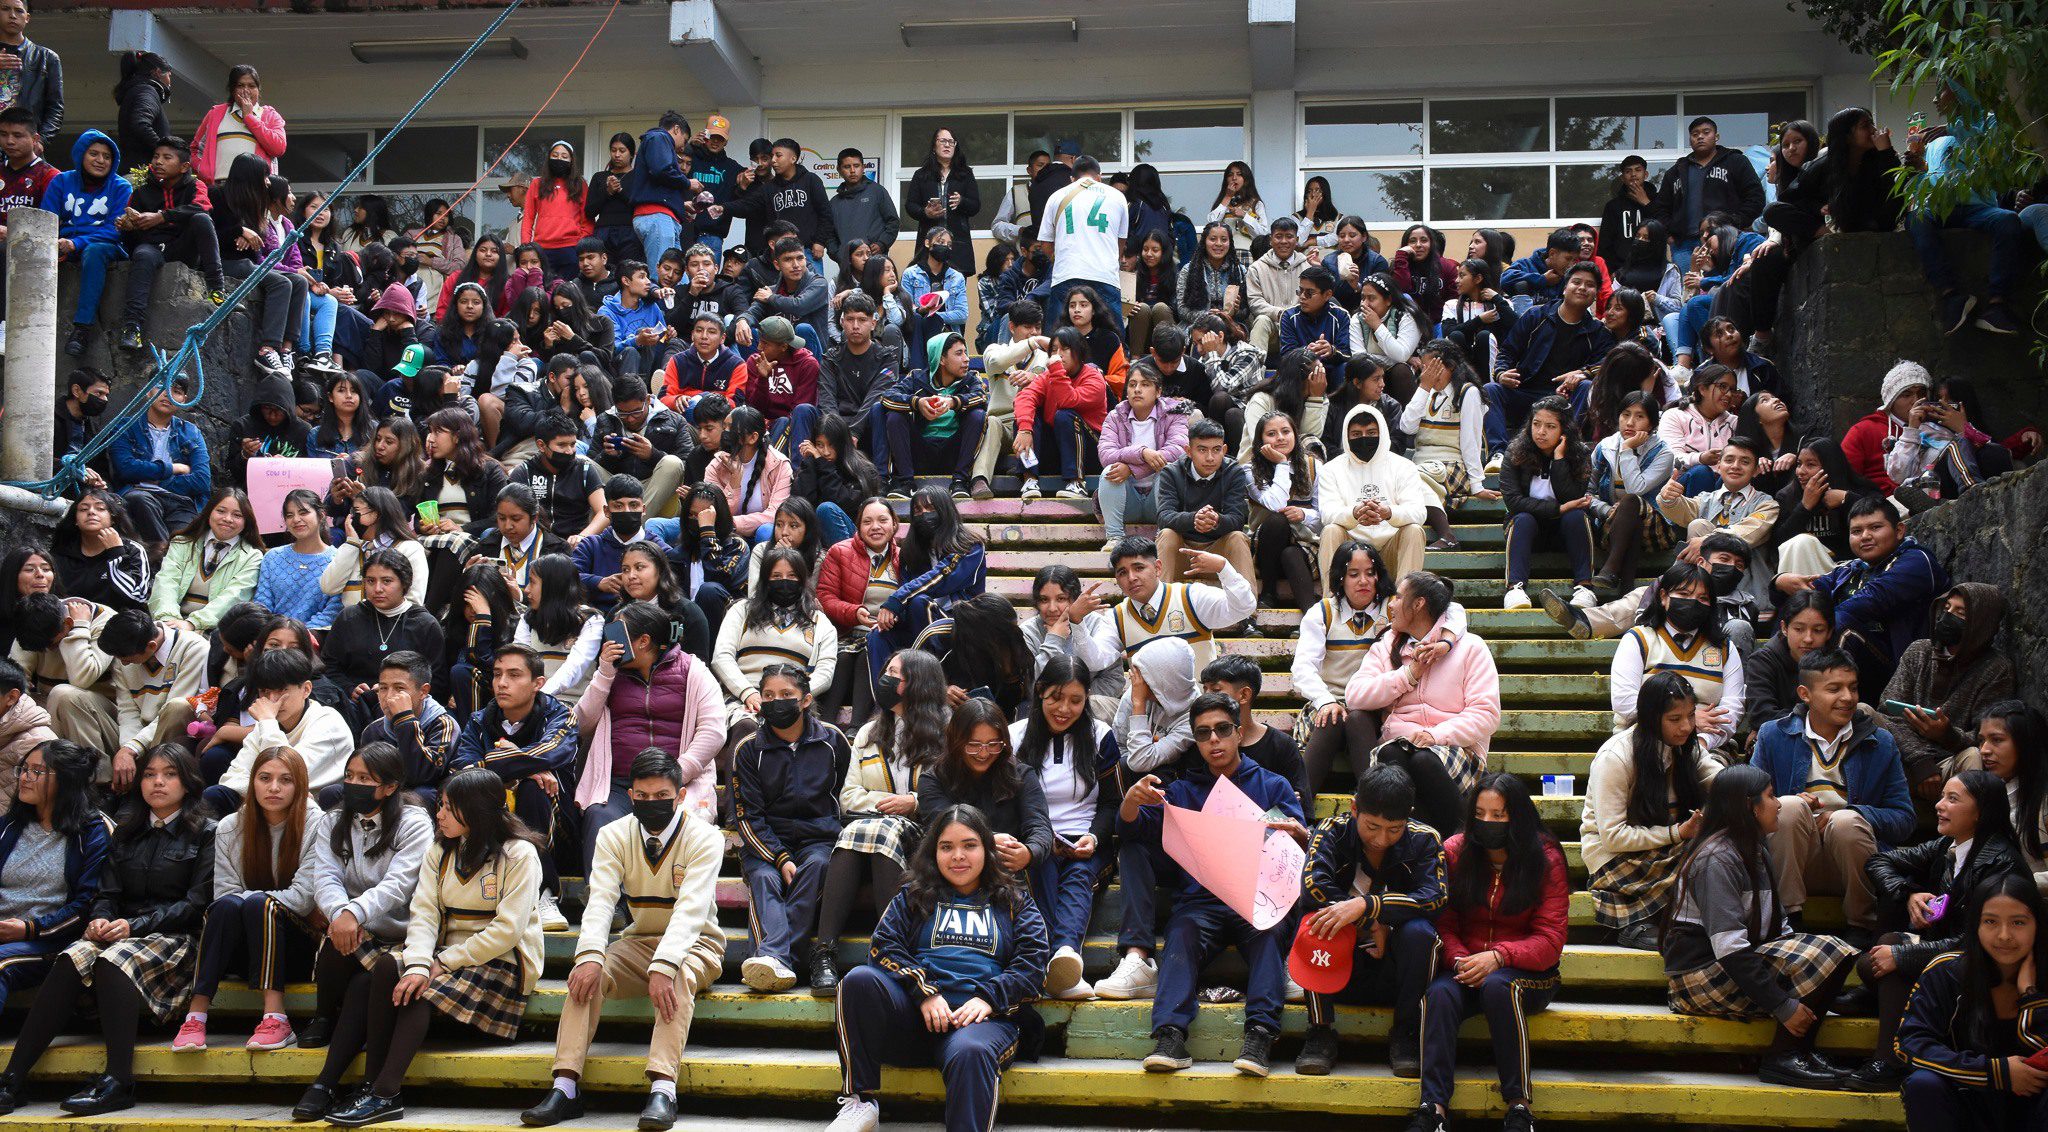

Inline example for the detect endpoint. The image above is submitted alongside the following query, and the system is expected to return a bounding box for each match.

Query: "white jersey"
[1038,177,1127,286]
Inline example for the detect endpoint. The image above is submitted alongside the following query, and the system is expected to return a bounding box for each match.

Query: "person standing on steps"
[1036,154,1128,338]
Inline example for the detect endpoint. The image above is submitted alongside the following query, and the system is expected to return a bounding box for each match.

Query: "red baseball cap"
[1288,919,1357,995]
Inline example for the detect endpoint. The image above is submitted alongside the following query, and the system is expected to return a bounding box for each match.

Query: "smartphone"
[1879,699,1926,718]
[603,619,636,665]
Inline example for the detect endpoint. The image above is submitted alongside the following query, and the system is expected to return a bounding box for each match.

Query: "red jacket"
[1013,359,1108,434]
[817,537,899,631]
[1840,410,1898,493]
[1435,833,1569,972]
[519,179,594,250]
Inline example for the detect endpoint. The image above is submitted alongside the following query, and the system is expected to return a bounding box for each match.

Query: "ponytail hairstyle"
[1627,672,1706,828]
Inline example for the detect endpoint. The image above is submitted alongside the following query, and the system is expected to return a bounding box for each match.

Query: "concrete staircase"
[0,482,1908,1130]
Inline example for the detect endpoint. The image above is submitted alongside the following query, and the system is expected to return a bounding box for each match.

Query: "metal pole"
[0,206,57,486]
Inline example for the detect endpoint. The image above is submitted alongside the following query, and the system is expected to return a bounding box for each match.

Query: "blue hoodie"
[39,129,131,248]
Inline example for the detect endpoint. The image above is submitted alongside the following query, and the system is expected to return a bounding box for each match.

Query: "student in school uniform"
[356,652,459,809]
[98,608,212,800]
[1294,764,1447,1078]
[825,804,1051,1132]
[733,663,852,994]
[712,546,839,758]
[319,767,546,1127]
[521,751,727,1132]
[1010,655,1119,1000]
[291,743,436,1121]
[451,644,578,932]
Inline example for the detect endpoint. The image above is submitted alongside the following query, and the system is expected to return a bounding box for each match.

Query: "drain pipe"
[0,205,59,511]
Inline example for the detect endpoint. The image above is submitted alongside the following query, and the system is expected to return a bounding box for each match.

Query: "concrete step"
[0,1042,1902,1128]
[913,492,1509,524]
[0,1105,1160,1132]
[1246,670,1608,704]
[983,573,1585,602]
[981,548,1623,582]
[981,523,1514,550]
[1214,637,1617,667]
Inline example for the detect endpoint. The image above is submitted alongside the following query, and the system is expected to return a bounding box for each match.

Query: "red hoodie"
[1013,358,1108,434]
[735,345,820,424]
[1840,410,1899,493]
[1435,833,1569,972]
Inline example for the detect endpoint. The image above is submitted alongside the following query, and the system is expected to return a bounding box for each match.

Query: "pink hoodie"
[1343,604,1501,763]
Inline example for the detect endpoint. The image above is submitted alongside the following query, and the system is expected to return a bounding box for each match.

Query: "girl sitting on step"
[1498,395,1597,614]
[1609,562,1744,752]
[1011,655,1119,1000]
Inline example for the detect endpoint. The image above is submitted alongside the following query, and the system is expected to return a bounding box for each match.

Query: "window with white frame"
[280,120,586,244]
[892,105,1248,236]
[1299,89,1807,228]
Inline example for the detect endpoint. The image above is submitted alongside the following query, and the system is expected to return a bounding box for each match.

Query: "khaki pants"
[644,454,689,519]
[1777,532,1837,579]
[1248,313,1279,360]
[47,685,117,775]
[1126,301,1176,355]
[552,930,726,1080]
[1584,586,1652,638]
[1317,522,1425,586]
[1157,528,1255,593]
[972,409,1016,483]
[1769,797,1879,929]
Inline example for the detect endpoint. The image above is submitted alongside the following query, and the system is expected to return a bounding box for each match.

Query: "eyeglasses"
[1191,722,1239,741]
[17,763,48,780]
[961,740,1006,754]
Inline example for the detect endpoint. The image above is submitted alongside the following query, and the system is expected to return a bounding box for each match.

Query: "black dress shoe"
[520,1088,584,1127]
[0,1071,19,1115]
[1843,1057,1908,1092]
[293,1083,339,1122]
[60,1074,136,1116]
[1830,982,1877,1017]
[297,1014,336,1049]
[810,943,840,996]
[1388,1026,1422,1079]
[638,1090,679,1131]
[326,1089,404,1127]
[1759,1050,1846,1089]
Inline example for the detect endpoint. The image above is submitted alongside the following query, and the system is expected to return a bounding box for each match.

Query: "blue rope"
[9,0,529,498]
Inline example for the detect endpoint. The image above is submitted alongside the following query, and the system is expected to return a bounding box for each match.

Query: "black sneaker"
[1975,302,2021,335]
[297,1014,336,1049]
[1388,1024,1422,1078]
[1503,1104,1536,1132]
[1143,1025,1193,1072]
[118,323,146,351]
[292,1083,338,1122]
[325,1089,404,1127]
[810,942,840,996]
[1939,292,1977,335]
[884,478,913,502]
[1232,1024,1276,1077]
[1294,1024,1339,1075]
[1403,1105,1448,1132]
[65,323,91,358]
[949,476,971,501]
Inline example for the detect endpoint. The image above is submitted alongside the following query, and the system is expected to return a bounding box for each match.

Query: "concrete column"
[1250,90,1297,214]
[1,206,57,486]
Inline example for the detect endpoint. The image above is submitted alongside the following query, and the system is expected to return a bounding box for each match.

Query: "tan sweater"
[113,625,211,754]
[403,838,544,993]
[1579,727,1726,876]
[574,811,724,976]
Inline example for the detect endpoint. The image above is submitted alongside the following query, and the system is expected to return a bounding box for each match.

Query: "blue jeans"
[768,403,821,456]
[1048,277,1126,337]
[299,289,338,356]
[816,500,853,545]
[1030,850,1109,952]
[1483,379,1550,457]
[1680,462,1721,495]
[1668,291,1715,360]
[633,211,683,267]
[792,321,823,357]
[1153,891,1288,1034]
[1909,202,2027,301]
[1096,478,1158,540]
[694,233,723,258]
[69,240,127,325]
[2023,203,2048,254]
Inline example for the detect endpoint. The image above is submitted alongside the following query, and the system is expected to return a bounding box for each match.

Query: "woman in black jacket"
[416,408,508,612]
[1740,590,1834,741]
[0,745,214,1116]
[321,551,445,735]
[112,51,171,176]
[52,489,153,613]
[792,412,881,545]
[905,127,980,279]
[1847,769,2028,1093]
[916,698,1053,871]
[1499,396,1595,612]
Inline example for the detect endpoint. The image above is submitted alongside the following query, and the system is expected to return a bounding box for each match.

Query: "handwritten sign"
[1162,774,1305,929]
[246,457,335,535]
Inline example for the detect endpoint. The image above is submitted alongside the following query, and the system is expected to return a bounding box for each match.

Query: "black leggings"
[2,955,146,1086]
[1301,708,1383,797]
[822,649,876,729]
[1251,516,1317,610]
[359,954,434,1099]
[1208,391,1246,455]
[1376,740,1465,837]
[816,848,906,949]
[1597,494,1651,587]
[1861,931,1939,1067]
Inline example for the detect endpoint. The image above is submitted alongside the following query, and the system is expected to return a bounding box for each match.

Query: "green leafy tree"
[1874,0,2047,215]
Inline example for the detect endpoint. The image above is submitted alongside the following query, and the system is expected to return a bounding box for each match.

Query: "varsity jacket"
[453,692,578,785]
[1302,815,1448,927]
[0,810,111,942]
[361,699,459,793]
[1895,952,2048,1091]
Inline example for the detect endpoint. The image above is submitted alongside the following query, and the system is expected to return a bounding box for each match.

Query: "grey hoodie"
[829,176,899,253]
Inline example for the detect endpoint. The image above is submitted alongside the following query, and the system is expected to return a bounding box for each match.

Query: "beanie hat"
[1879,360,1932,410]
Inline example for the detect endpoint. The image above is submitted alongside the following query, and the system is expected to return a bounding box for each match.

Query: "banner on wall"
[766,114,888,188]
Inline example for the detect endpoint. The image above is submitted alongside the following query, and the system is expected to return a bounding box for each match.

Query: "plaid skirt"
[1667,933,1860,1020]
[834,814,920,866]
[1415,459,1476,509]
[420,955,528,1039]
[1587,843,1687,930]
[418,530,478,561]
[62,933,195,1024]
[313,935,407,974]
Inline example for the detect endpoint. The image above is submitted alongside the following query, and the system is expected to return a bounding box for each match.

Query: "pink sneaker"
[171,1015,207,1051]
[246,1015,296,1051]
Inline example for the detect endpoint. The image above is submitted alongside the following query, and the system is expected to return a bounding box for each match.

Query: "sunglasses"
[1192,722,1239,742]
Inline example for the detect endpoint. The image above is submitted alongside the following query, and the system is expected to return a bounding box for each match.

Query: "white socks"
[650,1079,677,1100]
[554,1076,578,1100]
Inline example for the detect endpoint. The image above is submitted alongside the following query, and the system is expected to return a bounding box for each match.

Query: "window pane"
[1315,168,1422,224]
[369,190,476,239]
[1430,166,1551,223]
[474,190,519,245]
[1133,107,1244,164]
[1431,99,1549,154]
[1555,160,1674,220]
[483,124,583,183]
[1683,90,1809,150]
[1556,95,1680,152]
[373,125,476,185]
[280,131,366,185]
[1013,112,1120,166]
[1303,102,1422,158]
[899,115,1008,171]
[896,178,1005,234]
[1159,170,1223,218]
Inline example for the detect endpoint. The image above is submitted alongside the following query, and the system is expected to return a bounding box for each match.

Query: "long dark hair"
[901,486,980,579]
[535,139,586,202]
[116,744,208,840]
[363,416,427,502]
[455,561,518,643]
[1821,107,1877,216]
[1981,700,2047,864]
[765,497,824,575]
[1627,672,1706,828]
[1249,410,1312,493]
[1133,230,1177,298]
[525,554,593,644]
[438,282,491,363]
[1790,436,1880,503]
[746,545,823,632]
[1298,175,1338,224]
[814,413,880,500]
[453,235,510,302]
[350,486,418,548]
[1506,395,1590,480]
[1254,348,1320,423]
[57,488,141,554]
[219,154,273,233]
[875,648,948,778]
[946,593,1031,699]
[1449,772,1553,916]
[1638,562,1725,646]
[1127,163,1171,214]
[918,127,973,180]
[1948,768,2021,865]
[620,541,686,610]
[1016,655,1101,801]
[424,407,490,483]
[1181,221,1244,311]
[1672,763,1777,945]
[316,370,376,454]
[1211,160,1261,210]
[1950,873,2048,1052]
[1590,341,1666,438]
[472,317,522,385]
[330,742,414,862]
[722,405,770,517]
[173,487,265,552]
[900,804,1030,920]
[679,483,737,551]
[1772,119,1821,187]
[350,194,395,242]
[936,698,1024,806]
[438,766,546,876]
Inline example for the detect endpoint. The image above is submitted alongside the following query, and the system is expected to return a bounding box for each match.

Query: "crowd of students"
[0,32,2045,1129]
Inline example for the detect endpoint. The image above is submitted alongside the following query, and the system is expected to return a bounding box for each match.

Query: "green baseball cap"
[393,342,429,378]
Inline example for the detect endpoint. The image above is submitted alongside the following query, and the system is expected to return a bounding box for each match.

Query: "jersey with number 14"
[1037,177,1128,288]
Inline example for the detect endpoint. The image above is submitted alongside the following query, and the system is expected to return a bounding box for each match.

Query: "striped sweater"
[112,625,211,755]
[403,838,544,992]
[574,811,725,976]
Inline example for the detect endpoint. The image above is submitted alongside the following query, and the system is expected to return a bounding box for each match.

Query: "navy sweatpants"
[743,839,833,967]
[1152,891,1288,1035]
[836,964,1018,1132]
[1419,964,1558,1108]
[1304,915,1440,1031]
[0,937,67,1012]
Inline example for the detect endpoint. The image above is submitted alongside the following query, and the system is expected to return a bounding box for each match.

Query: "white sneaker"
[1050,977,1096,1001]
[826,1094,880,1132]
[1285,977,1305,1003]
[742,955,798,992]
[1101,538,1120,553]
[537,891,569,932]
[1484,452,1503,475]
[1046,945,1085,993]
[1502,584,1532,610]
[1570,585,1599,608]
[1094,953,1157,1000]
[1020,481,1043,501]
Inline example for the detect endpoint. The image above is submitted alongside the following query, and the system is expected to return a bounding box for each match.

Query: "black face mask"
[631,797,675,833]
[545,450,577,474]
[1467,819,1511,851]
[760,697,802,730]
[910,513,940,542]
[80,395,109,417]
[876,673,904,711]
[400,256,420,273]
[1349,433,1380,461]
[1707,563,1743,597]
[1931,610,1968,648]
[766,578,802,607]
[610,512,643,539]
[1666,597,1713,633]
[548,158,573,179]
[340,782,382,816]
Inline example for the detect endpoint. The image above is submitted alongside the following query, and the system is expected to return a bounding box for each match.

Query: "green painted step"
[985,548,1632,581]
[1247,670,1608,704]
[984,574,1586,601]
[1210,637,1615,667]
